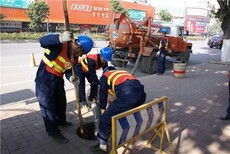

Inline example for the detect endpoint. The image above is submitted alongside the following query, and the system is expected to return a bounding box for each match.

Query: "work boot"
[81,101,90,111]
[50,133,68,144]
[220,115,230,120]
[82,105,90,111]
[90,144,107,154]
[58,121,73,127]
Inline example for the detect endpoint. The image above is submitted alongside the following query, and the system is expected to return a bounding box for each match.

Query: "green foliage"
[0,32,46,40]
[25,1,49,32]
[0,32,107,41]
[209,1,228,22]
[158,9,173,22]
[0,13,6,19]
[208,22,222,35]
[110,0,129,16]
[208,0,230,38]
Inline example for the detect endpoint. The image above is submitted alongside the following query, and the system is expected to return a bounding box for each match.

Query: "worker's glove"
[59,31,73,43]
[100,109,105,114]
[108,94,116,102]
[168,49,172,54]
[156,51,160,56]
[69,76,80,86]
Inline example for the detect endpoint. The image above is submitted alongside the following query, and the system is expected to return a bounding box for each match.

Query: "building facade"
[0,0,155,33]
[153,0,210,36]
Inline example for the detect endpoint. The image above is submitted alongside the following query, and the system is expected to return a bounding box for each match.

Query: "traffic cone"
[31,53,36,67]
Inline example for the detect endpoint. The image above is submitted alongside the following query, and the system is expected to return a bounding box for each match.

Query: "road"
[0,40,221,105]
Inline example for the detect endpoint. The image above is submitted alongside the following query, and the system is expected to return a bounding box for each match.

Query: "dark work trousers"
[35,79,67,136]
[76,67,98,105]
[157,51,166,74]
[97,80,146,145]
[226,79,230,118]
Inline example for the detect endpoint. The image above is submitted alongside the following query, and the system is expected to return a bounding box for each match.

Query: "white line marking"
[0,80,34,87]
[0,65,32,69]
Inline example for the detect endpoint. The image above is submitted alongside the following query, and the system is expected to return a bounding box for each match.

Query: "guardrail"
[111,96,173,154]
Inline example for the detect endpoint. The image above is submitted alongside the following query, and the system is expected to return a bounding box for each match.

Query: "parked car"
[207,35,223,49]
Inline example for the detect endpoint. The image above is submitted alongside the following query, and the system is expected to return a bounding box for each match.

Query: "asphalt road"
[0,40,221,105]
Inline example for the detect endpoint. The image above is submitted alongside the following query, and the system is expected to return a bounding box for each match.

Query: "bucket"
[173,62,186,78]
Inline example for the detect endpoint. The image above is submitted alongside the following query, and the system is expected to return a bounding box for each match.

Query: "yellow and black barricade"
[111,96,173,154]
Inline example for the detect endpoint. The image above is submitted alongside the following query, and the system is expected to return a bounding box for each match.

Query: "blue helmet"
[100,47,112,61]
[103,66,116,73]
[160,27,168,34]
[75,35,94,54]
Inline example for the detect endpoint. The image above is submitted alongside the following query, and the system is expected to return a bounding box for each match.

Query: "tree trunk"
[220,0,230,62]
[221,39,230,62]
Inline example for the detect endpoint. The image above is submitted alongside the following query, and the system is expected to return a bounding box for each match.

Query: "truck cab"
[159,23,192,63]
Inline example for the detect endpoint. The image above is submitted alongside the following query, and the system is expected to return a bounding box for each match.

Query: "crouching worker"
[71,47,113,110]
[90,66,146,153]
[35,31,93,144]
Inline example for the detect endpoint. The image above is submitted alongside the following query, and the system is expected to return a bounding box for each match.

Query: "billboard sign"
[0,0,34,9]
[129,9,146,20]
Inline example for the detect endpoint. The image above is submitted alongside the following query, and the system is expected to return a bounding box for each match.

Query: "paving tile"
[1,62,229,154]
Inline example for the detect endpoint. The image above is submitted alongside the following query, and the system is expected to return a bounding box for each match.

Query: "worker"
[72,47,113,109]
[157,27,168,75]
[35,31,94,144]
[91,66,146,153]
[220,71,230,120]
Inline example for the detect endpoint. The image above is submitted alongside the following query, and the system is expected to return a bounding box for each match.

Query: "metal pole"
[46,17,49,33]
[62,0,84,134]
[46,0,49,33]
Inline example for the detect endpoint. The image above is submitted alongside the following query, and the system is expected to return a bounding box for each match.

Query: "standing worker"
[91,66,146,153]
[157,27,168,75]
[70,47,113,109]
[35,31,94,144]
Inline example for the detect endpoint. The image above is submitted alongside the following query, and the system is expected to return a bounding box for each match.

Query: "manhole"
[76,122,97,140]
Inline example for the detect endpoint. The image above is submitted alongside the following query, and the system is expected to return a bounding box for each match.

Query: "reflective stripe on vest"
[159,37,168,50]
[42,43,71,77]
[104,70,136,95]
[80,54,99,73]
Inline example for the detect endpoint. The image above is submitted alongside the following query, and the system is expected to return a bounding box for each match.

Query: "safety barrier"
[110,96,173,154]
[31,53,36,67]
[173,62,186,78]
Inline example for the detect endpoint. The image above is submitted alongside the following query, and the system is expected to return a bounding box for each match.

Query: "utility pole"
[46,0,49,33]
[46,15,49,33]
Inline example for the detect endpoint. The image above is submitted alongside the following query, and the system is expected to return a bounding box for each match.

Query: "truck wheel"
[128,58,137,64]
[140,52,157,74]
[112,54,128,67]
[217,44,222,49]
[182,48,191,63]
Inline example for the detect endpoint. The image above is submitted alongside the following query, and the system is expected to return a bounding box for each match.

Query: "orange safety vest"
[80,54,103,72]
[159,36,168,51]
[104,70,136,96]
[42,42,72,78]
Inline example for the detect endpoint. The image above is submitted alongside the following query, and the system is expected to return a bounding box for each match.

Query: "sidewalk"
[1,62,229,154]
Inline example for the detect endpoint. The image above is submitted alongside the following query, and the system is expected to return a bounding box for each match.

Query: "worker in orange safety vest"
[67,47,113,109]
[90,66,146,153]
[157,27,168,75]
[35,31,94,144]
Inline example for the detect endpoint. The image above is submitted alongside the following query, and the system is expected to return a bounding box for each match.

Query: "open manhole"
[76,122,97,140]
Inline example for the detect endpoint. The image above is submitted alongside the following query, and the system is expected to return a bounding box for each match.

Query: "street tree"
[110,0,129,16]
[0,13,6,19]
[208,22,222,35]
[25,1,49,32]
[210,0,230,62]
[158,9,173,22]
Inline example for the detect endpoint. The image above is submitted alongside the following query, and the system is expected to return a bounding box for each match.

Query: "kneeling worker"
[74,47,113,109]
[91,66,146,153]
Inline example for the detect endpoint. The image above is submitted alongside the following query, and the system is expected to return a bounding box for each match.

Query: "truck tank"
[107,13,163,74]
[107,13,192,74]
